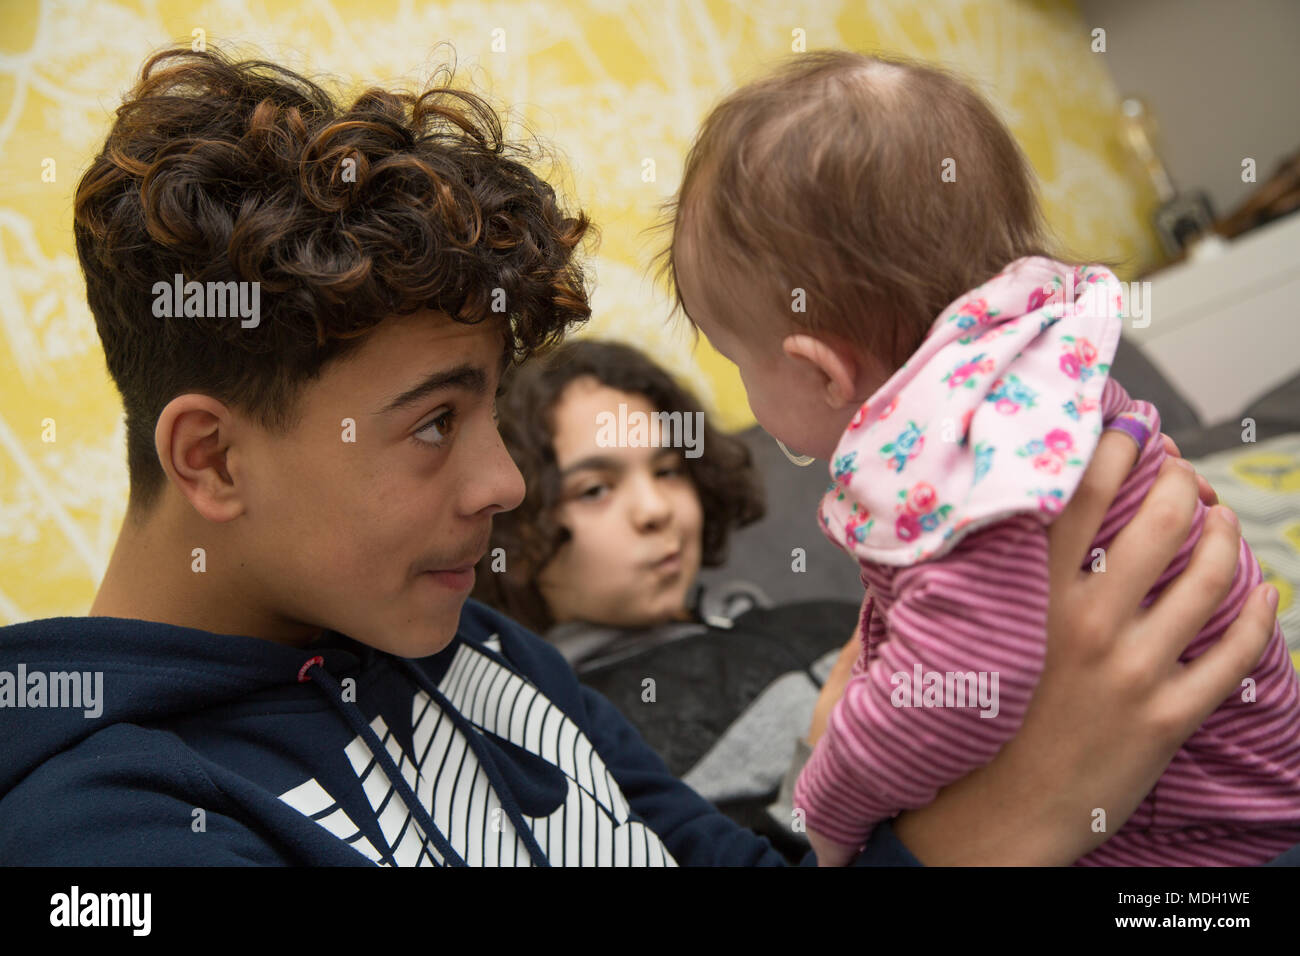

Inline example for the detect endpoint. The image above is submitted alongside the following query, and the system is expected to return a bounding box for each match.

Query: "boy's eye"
[413,407,457,447]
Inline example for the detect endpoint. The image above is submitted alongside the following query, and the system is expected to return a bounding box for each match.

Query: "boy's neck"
[90,495,324,648]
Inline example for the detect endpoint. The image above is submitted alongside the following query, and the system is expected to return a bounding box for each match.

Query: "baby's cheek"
[748,372,784,418]
[751,399,783,438]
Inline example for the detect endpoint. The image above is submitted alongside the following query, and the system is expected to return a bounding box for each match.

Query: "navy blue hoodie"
[0,598,919,866]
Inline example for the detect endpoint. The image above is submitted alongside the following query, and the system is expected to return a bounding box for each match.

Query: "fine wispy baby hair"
[656,48,1069,369]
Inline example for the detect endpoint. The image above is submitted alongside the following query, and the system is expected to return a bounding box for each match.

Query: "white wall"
[1077,0,1300,218]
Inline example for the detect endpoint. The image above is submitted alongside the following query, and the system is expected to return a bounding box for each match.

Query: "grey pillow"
[696,426,865,607]
[1173,371,1300,459]
[1109,334,1203,436]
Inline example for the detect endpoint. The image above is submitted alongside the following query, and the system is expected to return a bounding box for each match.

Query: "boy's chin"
[403,609,466,659]
[348,600,467,660]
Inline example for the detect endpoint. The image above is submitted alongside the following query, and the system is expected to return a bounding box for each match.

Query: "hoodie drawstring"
[298,649,551,867]
[395,658,551,867]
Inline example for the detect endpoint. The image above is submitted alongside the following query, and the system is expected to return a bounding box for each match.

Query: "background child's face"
[536,377,703,628]
[228,310,525,656]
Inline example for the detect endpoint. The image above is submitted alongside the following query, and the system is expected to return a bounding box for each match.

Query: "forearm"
[890,726,1082,866]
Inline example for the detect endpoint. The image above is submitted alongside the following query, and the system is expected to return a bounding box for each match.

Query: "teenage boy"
[0,45,1284,866]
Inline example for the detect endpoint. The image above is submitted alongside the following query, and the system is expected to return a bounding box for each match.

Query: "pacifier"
[775,437,816,467]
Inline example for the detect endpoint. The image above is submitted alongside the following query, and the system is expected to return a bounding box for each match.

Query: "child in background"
[659,50,1300,865]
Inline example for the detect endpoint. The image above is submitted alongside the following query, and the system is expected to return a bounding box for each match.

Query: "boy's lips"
[438,558,480,573]
[423,567,476,590]
[422,541,490,576]
[420,546,486,592]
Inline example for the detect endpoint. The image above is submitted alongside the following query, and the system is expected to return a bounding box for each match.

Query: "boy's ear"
[781,333,870,409]
[155,394,246,523]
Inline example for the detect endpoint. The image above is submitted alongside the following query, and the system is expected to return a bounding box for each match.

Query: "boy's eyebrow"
[376,362,487,415]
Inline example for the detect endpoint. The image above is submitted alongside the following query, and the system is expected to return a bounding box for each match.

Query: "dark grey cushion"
[1172,371,1300,459]
[1109,333,1203,435]
[696,426,865,607]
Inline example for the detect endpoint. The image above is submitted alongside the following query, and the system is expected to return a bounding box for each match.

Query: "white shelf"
[1124,212,1300,427]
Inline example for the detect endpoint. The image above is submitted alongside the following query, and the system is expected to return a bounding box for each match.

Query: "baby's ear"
[781,333,860,409]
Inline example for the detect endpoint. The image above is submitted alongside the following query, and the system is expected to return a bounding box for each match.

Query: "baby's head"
[661,50,1052,460]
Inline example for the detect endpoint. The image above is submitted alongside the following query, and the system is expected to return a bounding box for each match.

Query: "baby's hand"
[808,827,858,867]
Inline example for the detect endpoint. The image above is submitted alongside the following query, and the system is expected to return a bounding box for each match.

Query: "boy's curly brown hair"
[74,44,594,513]
[471,339,766,634]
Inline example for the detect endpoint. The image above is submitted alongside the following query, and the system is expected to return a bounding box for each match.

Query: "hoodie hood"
[0,611,558,866]
[0,615,354,797]
[818,256,1126,566]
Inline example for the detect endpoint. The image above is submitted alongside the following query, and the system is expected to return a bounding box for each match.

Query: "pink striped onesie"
[792,256,1300,865]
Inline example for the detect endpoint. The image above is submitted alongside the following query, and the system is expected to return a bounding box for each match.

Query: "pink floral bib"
[819,256,1131,566]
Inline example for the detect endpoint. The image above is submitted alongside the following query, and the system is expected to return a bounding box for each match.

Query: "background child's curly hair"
[471,339,765,634]
[73,43,594,513]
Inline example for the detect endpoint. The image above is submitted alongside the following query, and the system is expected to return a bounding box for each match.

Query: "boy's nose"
[469,425,526,516]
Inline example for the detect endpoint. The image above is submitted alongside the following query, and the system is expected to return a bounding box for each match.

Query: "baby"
[661,50,1300,865]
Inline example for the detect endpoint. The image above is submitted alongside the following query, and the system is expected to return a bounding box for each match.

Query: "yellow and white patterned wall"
[0,0,1164,621]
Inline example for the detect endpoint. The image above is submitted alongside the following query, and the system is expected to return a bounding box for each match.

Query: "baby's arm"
[794,513,1052,857]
